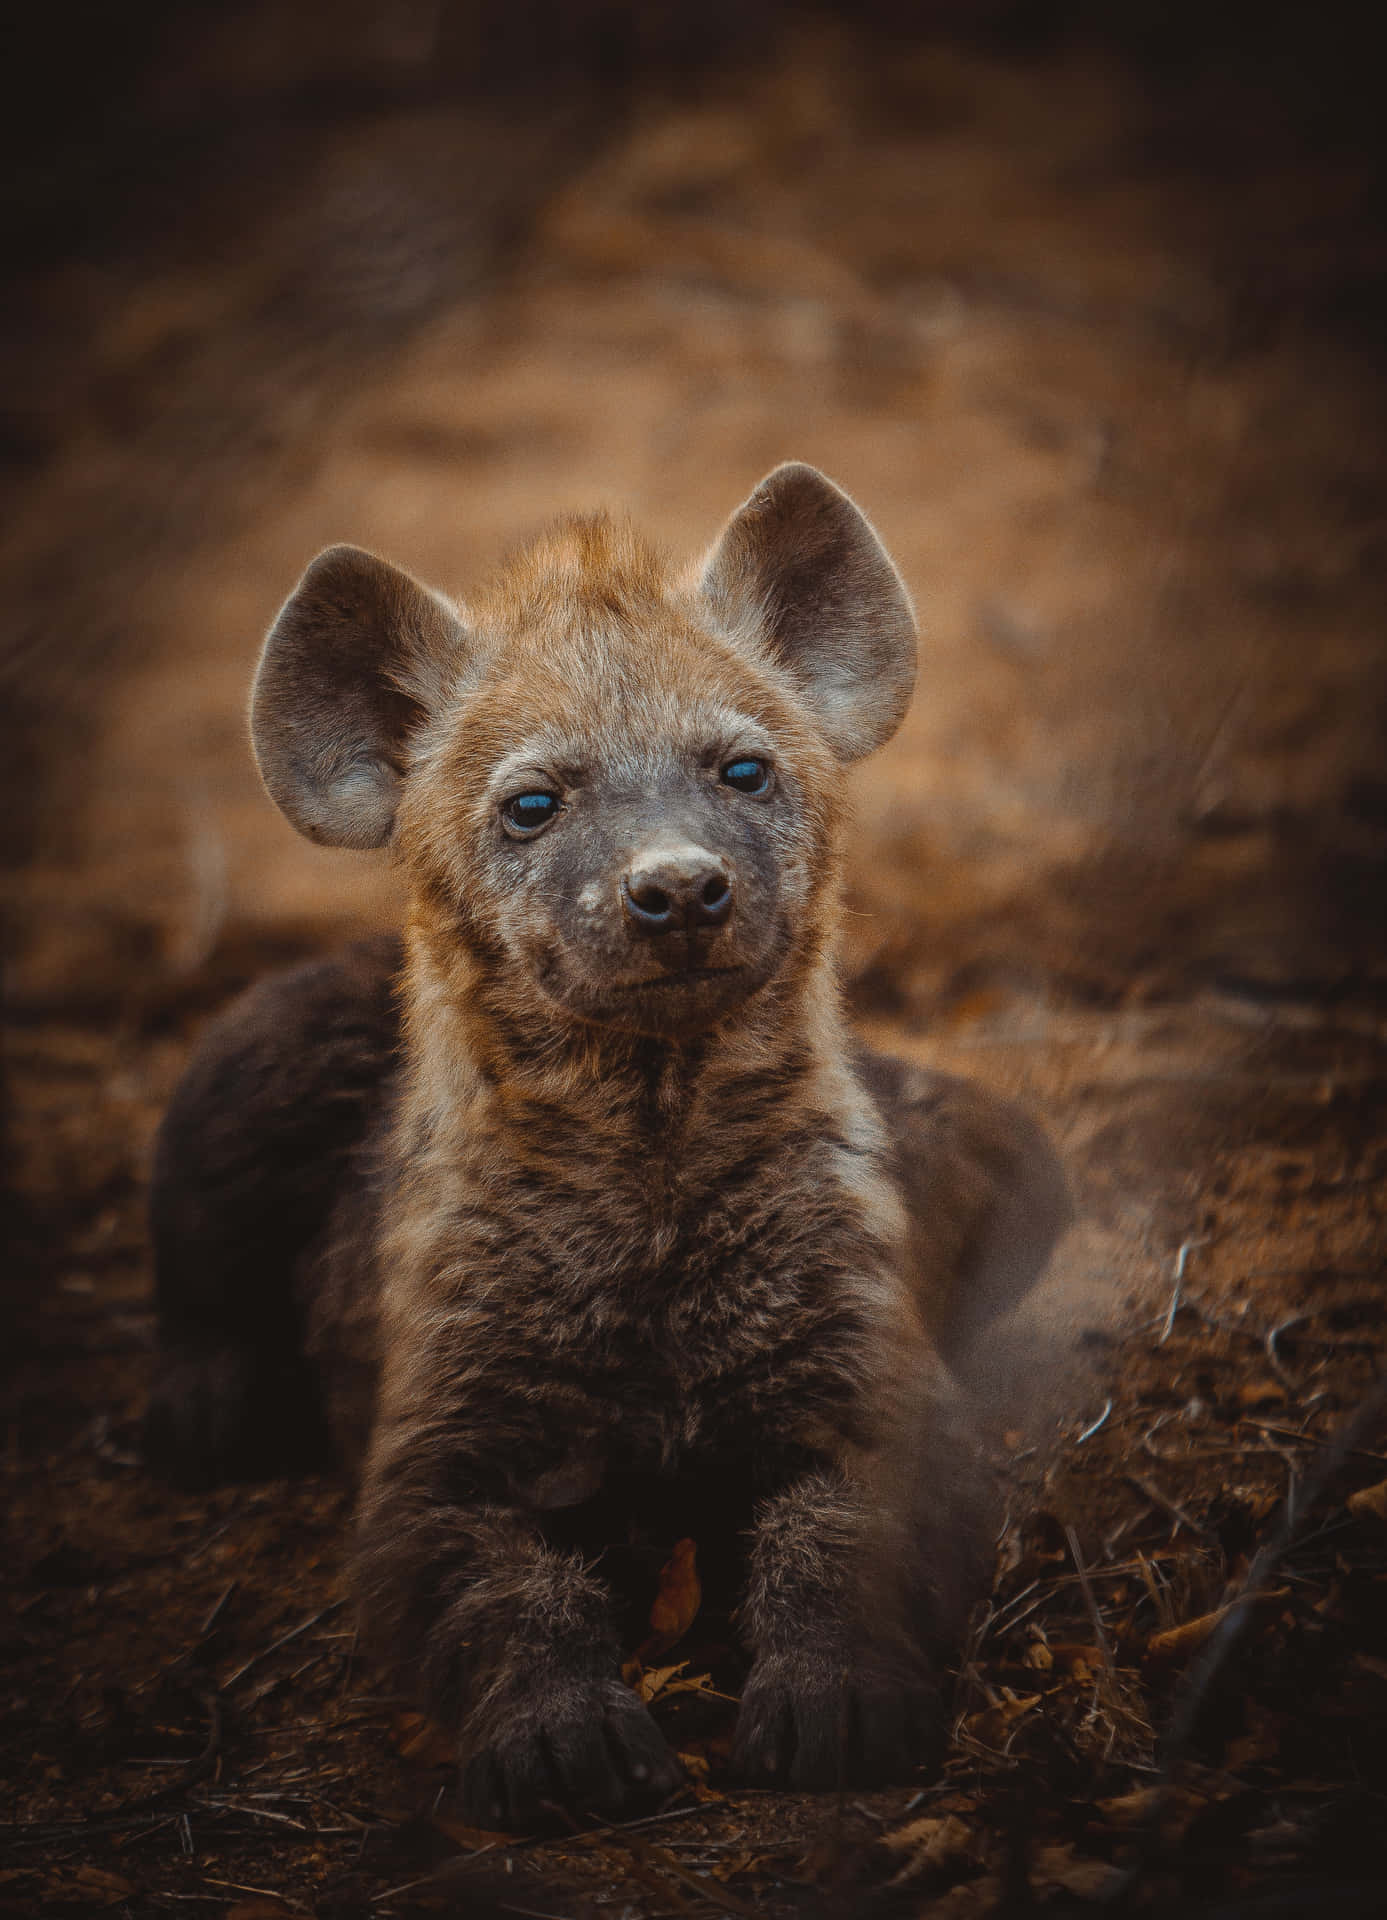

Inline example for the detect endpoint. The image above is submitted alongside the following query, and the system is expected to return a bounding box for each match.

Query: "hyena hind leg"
[860,1051,1072,1370]
[143,938,400,1490]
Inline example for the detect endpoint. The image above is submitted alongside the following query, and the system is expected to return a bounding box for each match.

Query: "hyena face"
[396,571,841,1038]
[249,464,916,1037]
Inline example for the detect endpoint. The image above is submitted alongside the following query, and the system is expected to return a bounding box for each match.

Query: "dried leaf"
[645,1536,701,1657]
[933,1874,1003,1914]
[634,1660,724,1705]
[392,1709,456,1766]
[1347,1479,1387,1524]
[1146,1605,1234,1665]
[881,1813,978,1886]
[961,1692,1041,1748]
[1048,1641,1103,1680]
[432,1812,516,1851]
[1233,1380,1286,1410]
[1096,1786,1164,1827]
[1146,1589,1287,1667]
[1032,1844,1122,1899]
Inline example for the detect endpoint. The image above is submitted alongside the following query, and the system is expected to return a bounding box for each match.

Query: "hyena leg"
[144,940,399,1489]
[355,1492,684,1827]
[732,1466,945,1791]
[859,1052,1071,1367]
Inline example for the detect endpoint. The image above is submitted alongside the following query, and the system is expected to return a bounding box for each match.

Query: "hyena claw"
[731,1652,941,1791]
[462,1681,683,1827]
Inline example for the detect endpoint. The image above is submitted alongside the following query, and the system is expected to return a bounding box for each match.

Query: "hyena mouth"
[617,966,746,991]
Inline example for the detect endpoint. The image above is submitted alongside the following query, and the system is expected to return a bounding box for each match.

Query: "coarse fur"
[145,465,1069,1824]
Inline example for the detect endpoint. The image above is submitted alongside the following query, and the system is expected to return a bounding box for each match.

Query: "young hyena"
[145,464,1068,1824]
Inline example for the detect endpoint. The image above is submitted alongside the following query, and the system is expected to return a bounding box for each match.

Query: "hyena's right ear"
[699,463,917,763]
[251,545,466,847]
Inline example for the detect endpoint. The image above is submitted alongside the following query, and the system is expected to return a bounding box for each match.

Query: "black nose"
[622,847,734,936]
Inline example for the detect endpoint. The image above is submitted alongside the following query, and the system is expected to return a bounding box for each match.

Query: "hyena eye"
[721,757,771,795]
[502,792,560,836]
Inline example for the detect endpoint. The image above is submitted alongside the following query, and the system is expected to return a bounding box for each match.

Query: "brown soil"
[3,10,1385,1916]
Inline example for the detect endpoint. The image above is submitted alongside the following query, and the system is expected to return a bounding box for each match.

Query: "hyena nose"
[622,847,734,936]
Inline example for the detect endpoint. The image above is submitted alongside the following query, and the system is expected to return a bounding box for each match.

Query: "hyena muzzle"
[144,463,1069,1825]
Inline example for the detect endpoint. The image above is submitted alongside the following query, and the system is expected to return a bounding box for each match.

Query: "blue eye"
[721,757,771,795]
[503,791,559,834]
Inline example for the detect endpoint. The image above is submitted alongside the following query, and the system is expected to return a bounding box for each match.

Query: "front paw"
[731,1649,941,1790]
[461,1678,684,1829]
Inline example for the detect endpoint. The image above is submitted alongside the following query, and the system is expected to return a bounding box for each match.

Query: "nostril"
[630,882,670,918]
[623,876,676,933]
[696,873,733,926]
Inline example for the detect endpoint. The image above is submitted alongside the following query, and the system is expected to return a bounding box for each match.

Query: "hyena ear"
[699,463,917,761]
[251,545,465,847]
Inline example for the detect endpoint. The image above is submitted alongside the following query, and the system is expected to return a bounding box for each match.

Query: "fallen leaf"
[1348,1479,1387,1524]
[1233,1380,1286,1410]
[1096,1786,1164,1827]
[1145,1589,1287,1667]
[621,1537,703,1680]
[635,1660,687,1703]
[633,1660,727,1706]
[1048,1641,1103,1680]
[1146,1605,1234,1665]
[882,1812,979,1885]
[432,1813,516,1850]
[961,1693,1041,1748]
[392,1710,456,1766]
[1032,1844,1122,1899]
[647,1537,701,1649]
[1095,1784,1203,1836]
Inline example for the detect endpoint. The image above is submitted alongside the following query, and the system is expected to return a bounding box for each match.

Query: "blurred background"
[4,0,1383,1326]
[2,7,1385,1907]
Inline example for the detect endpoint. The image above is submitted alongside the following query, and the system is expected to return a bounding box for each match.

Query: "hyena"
[145,464,1068,1824]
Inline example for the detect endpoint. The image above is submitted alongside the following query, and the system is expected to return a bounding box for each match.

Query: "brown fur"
[146,466,1068,1824]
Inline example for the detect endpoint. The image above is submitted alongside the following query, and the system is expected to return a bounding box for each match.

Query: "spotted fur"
[146,466,1068,1824]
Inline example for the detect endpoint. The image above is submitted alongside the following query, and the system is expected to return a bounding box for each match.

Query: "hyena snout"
[621,841,734,939]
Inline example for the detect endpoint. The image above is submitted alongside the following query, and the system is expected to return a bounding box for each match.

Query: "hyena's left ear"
[251,545,466,848]
[699,463,917,762]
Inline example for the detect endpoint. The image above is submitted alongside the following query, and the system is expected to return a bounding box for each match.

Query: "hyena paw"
[461,1678,683,1828]
[731,1648,941,1790]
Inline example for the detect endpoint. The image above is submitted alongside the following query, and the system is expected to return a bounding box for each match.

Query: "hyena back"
[145,465,1068,1824]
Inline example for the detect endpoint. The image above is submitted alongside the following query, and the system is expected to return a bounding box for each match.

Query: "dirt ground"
[3,7,1385,1916]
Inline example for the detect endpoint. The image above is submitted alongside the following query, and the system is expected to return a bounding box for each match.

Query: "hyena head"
[250,464,915,1041]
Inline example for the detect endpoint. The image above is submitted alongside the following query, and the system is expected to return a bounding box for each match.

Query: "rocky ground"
[3,9,1384,1915]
